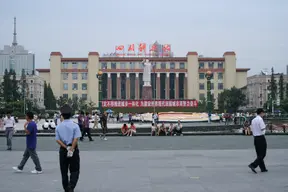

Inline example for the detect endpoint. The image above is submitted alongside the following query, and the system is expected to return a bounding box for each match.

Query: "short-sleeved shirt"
[130,125,136,130]
[251,115,266,136]
[26,121,37,149]
[55,119,81,145]
[78,115,83,126]
[84,116,90,128]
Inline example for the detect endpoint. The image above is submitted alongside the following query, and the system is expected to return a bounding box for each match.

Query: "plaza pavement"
[0,136,288,192]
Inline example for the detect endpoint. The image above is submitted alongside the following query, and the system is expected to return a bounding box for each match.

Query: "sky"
[0,0,287,75]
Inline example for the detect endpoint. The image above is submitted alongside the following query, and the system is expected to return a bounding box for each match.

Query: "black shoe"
[261,169,268,172]
[79,138,83,141]
[6,148,11,151]
[248,164,257,174]
[89,139,94,141]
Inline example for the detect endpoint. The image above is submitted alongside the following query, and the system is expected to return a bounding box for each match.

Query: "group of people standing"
[77,111,108,141]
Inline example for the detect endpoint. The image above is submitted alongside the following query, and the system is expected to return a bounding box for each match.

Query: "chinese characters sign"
[102,43,173,57]
[102,100,198,108]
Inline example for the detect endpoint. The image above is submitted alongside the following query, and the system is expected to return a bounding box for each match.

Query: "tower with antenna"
[9,17,17,71]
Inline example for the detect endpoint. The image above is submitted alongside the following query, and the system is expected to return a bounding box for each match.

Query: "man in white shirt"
[248,108,268,173]
[4,112,15,150]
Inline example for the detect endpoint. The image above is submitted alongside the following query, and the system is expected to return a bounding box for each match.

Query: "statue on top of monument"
[142,59,155,87]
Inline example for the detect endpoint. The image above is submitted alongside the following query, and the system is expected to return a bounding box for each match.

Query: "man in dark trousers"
[248,108,268,173]
[100,112,108,140]
[56,105,81,192]
[13,111,42,174]
[80,112,93,141]
[77,111,84,132]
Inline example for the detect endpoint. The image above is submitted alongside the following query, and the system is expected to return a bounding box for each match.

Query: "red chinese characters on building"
[102,100,198,108]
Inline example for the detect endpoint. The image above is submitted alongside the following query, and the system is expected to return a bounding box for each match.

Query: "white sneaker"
[12,167,22,172]
[103,137,107,141]
[31,170,42,174]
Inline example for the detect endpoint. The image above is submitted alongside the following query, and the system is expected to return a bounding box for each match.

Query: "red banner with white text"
[102,100,198,108]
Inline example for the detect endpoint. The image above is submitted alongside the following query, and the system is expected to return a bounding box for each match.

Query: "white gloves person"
[66,146,74,157]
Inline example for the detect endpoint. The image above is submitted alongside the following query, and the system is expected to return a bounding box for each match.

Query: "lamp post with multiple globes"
[96,71,103,113]
[205,71,213,123]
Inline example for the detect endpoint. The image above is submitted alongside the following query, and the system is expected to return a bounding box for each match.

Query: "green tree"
[56,96,67,108]
[286,83,288,100]
[218,87,246,113]
[268,67,277,100]
[44,83,57,110]
[279,73,284,103]
[2,69,13,102]
[10,70,20,101]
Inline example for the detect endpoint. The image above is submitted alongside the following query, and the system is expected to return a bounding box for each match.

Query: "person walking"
[77,111,84,132]
[80,112,93,141]
[55,104,81,192]
[100,112,108,140]
[248,108,268,173]
[4,112,15,150]
[12,111,42,174]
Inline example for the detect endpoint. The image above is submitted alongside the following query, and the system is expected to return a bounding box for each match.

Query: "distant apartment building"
[246,71,287,109]
[25,73,45,109]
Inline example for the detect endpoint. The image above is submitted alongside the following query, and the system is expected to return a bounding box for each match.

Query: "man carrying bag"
[55,104,81,192]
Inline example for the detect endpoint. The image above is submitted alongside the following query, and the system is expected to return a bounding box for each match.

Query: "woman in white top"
[173,120,183,136]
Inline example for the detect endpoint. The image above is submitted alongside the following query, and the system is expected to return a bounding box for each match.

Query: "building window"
[72,73,78,80]
[63,83,68,90]
[111,62,116,69]
[208,62,214,69]
[179,63,185,69]
[62,62,68,69]
[30,94,33,99]
[62,73,68,80]
[218,62,223,68]
[199,93,205,100]
[82,83,87,90]
[120,62,126,69]
[161,62,166,69]
[170,62,175,69]
[72,94,78,99]
[101,63,107,69]
[72,83,78,90]
[82,73,87,80]
[218,83,223,90]
[218,73,223,80]
[211,83,214,90]
[82,94,87,100]
[63,94,68,99]
[130,62,135,69]
[199,83,205,90]
[82,62,87,69]
[199,73,205,79]
[72,62,78,69]
[199,62,204,69]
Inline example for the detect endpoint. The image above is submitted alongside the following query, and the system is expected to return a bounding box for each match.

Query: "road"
[0,135,287,151]
[1,136,288,192]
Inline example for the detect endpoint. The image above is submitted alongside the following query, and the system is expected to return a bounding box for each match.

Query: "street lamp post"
[96,71,103,113]
[205,71,213,123]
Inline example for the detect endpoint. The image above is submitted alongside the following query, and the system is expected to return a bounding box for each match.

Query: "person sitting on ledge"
[49,120,56,130]
[158,122,167,136]
[151,123,157,136]
[42,120,49,130]
[173,120,183,136]
[121,124,129,136]
[167,123,174,136]
[128,122,136,136]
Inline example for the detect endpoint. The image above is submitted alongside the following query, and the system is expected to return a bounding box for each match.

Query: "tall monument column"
[135,73,139,99]
[117,73,121,99]
[165,73,170,99]
[107,73,111,99]
[156,73,160,99]
[126,73,130,99]
[175,73,179,99]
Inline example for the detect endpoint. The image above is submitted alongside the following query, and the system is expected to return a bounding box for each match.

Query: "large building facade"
[0,18,35,76]
[37,51,249,107]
